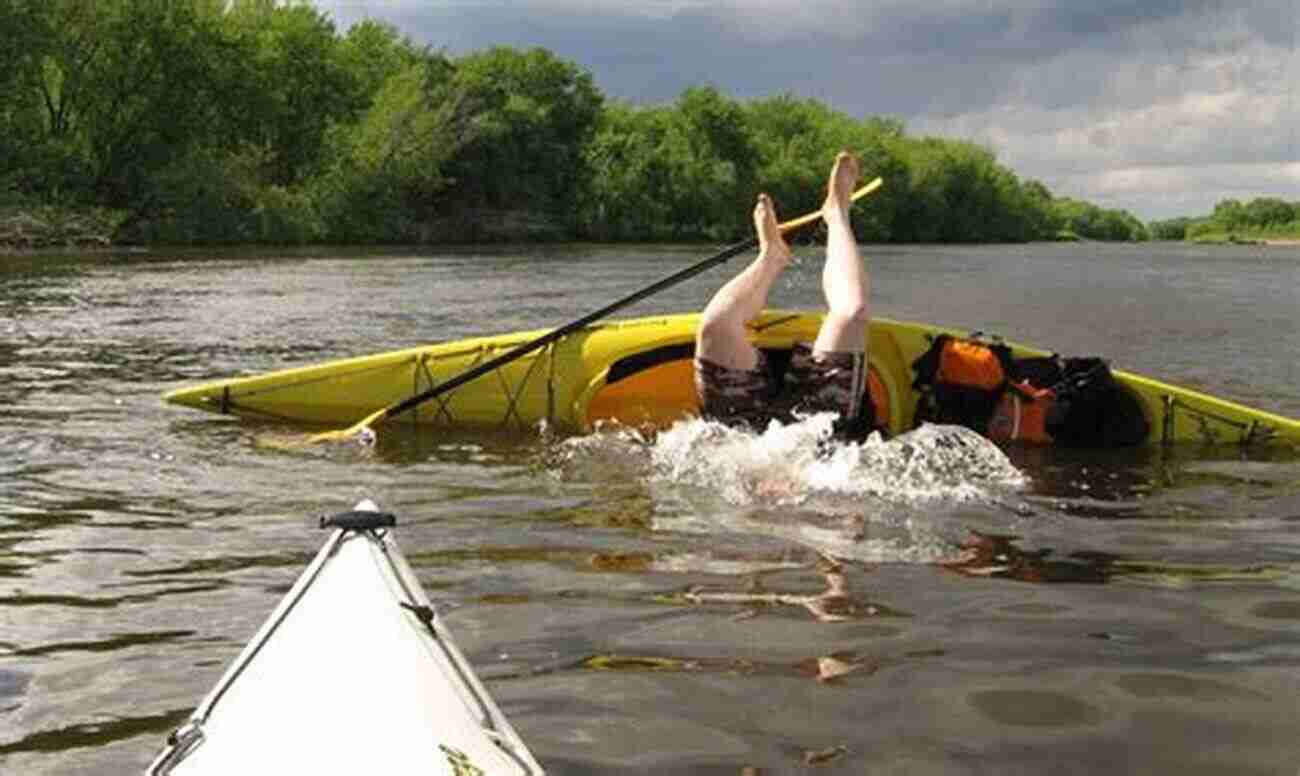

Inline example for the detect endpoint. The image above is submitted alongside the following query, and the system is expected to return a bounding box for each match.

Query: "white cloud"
[914,31,1298,217]
[1069,162,1300,218]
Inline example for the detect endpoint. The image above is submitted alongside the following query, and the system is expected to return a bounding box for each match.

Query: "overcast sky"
[318,1,1296,220]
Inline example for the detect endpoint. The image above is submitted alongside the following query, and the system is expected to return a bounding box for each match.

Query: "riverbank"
[8,205,1293,253]
[1188,229,1300,246]
[1191,236,1300,247]
[0,207,122,252]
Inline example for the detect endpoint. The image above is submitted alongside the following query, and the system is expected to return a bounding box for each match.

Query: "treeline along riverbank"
[1150,198,1300,245]
[2,0,1155,249]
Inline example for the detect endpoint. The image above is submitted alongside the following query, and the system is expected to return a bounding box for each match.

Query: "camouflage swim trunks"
[694,344,867,433]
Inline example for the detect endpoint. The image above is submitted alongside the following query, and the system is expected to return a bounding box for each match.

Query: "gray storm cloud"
[320,0,1298,218]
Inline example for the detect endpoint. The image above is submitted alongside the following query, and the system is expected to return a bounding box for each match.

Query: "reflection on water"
[680,555,897,623]
[3,246,1300,774]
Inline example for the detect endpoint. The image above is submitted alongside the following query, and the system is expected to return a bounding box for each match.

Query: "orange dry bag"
[988,380,1056,444]
[911,334,1014,431]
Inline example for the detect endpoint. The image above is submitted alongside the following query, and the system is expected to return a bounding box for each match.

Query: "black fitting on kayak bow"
[400,601,435,626]
[319,510,397,531]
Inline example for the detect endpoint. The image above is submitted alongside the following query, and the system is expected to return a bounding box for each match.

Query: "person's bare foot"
[823,151,860,222]
[754,192,792,266]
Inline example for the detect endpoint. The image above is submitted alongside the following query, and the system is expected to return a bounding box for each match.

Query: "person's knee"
[828,303,870,328]
[696,310,739,344]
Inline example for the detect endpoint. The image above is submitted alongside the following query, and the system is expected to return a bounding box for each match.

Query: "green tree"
[1211,198,1245,229]
[3,16,1163,247]
[223,0,360,186]
[1149,216,1194,241]
[884,135,1097,242]
[440,46,603,232]
[311,55,484,242]
[744,95,907,241]
[580,102,676,239]
[1048,198,1146,241]
[0,0,50,200]
[656,86,760,239]
[5,0,236,206]
[582,87,763,241]
[1241,197,1295,228]
[336,18,425,109]
[81,0,236,204]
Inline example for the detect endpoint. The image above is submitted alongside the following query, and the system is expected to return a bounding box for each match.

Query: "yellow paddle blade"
[308,407,385,444]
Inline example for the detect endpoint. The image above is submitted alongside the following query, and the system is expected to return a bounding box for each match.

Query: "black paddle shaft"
[380,237,759,422]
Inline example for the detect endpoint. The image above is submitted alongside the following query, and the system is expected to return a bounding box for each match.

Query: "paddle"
[311,176,884,444]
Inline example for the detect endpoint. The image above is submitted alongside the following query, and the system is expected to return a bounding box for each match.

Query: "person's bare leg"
[812,152,869,355]
[696,193,792,371]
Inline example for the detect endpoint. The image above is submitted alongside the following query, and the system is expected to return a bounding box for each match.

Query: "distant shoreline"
[1189,233,1300,247]
[5,204,1300,253]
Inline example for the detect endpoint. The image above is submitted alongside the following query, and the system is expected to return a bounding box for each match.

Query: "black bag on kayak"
[912,335,1149,448]
[1040,357,1148,448]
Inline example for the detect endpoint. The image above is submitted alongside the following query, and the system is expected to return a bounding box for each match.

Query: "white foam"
[546,415,1030,564]
[648,414,1027,506]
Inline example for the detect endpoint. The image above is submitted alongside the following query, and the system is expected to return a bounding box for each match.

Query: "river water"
[2,242,1299,775]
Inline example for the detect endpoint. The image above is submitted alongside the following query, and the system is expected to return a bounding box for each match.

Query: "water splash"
[648,414,1026,506]
[546,415,1029,564]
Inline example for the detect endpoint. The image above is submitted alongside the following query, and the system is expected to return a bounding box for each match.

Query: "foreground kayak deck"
[164,310,1300,447]
[148,502,544,775]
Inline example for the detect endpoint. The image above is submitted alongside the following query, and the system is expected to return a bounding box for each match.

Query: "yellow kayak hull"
[163,310,1300,447]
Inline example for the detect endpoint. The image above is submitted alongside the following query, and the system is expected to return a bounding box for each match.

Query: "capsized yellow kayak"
[163,310,1300,446]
